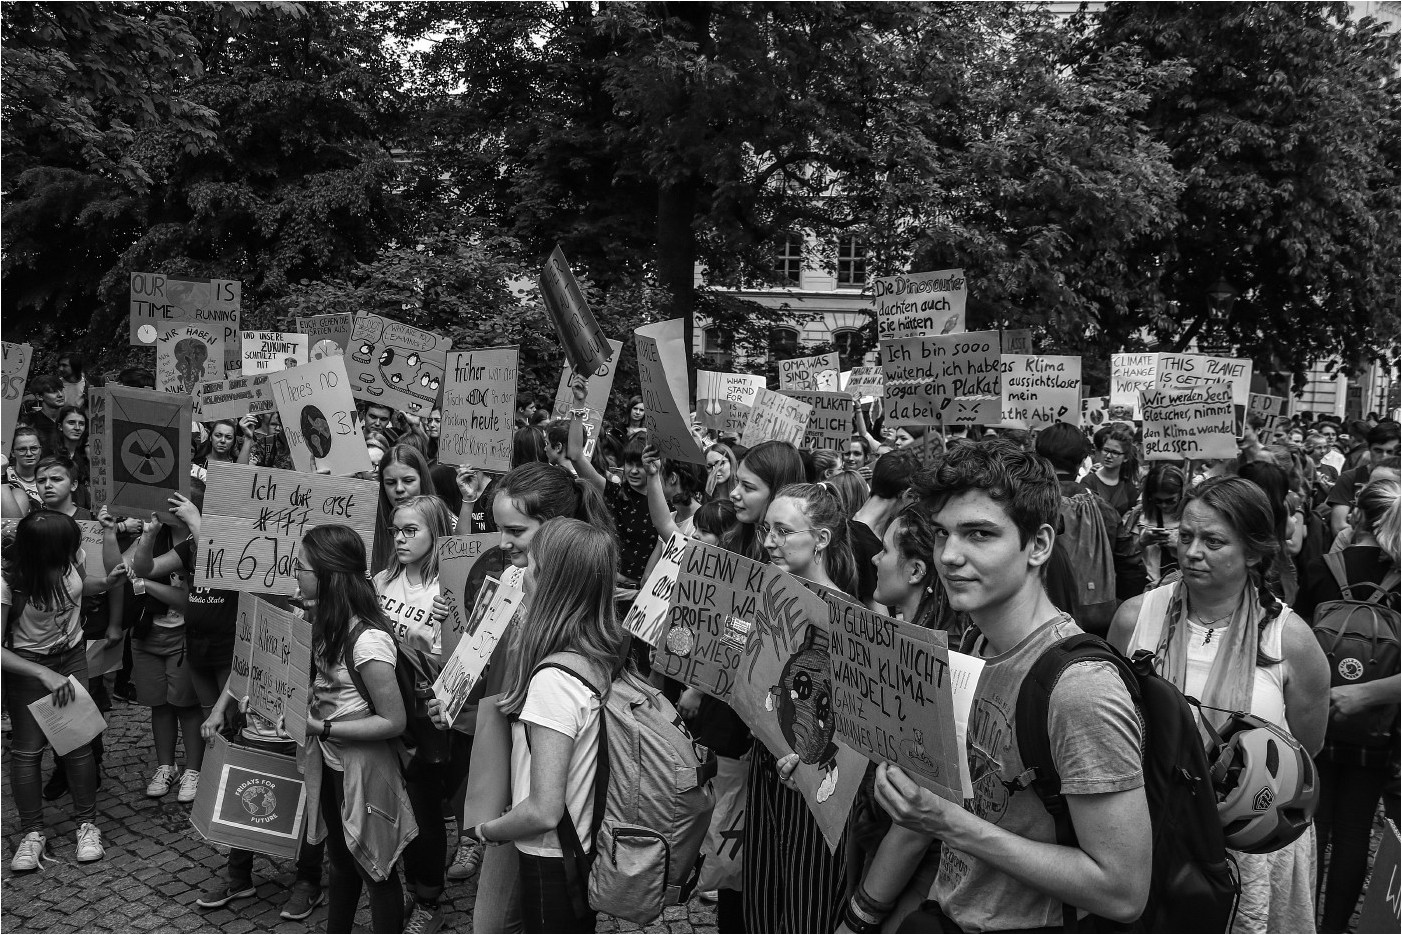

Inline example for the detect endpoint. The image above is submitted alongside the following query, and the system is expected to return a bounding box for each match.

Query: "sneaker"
[446,839,483,880]
[279,881,325,921]
[697,889,718,902]
[404,903,444,935]
[75,822,104,862]
[146,764,181,798]
[195,880,257,909]
[42,766,68,801]
[10,832,46,872]
[177,769,200,803]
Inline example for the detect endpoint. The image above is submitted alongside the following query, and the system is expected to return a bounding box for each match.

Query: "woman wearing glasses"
[1084,425,1141,516]
[1129,463,1188,590]
[6,427,45,512]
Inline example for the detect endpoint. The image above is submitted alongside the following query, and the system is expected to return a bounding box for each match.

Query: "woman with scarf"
[1108,476,1329,933]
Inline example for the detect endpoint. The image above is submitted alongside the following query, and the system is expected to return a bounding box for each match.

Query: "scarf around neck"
[1154,579,1262,729]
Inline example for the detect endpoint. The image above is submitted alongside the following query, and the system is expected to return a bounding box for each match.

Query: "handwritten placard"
[101,385,192,516]
[873,268,967,340]
[740,387,813,448]
[623,534,688,648]
[2,342,33,456]
[635,319,707,464]
[1000,355,1081,429]
[297,313,354,360]
[778,353,840,392]
[1248,393,1290,436]
[783,391,854,452]
[1110,353,1156,419]
[246,596,313,745]
[550,338,622,459]
[540,246,613,379]
[195,375,273,422]
[157,324,226,395]
[435,533,507,659]
[1081,395,1111,431]
[76,521,109,578]
[822,588,961,803]
[130,273,241,372]
[197,462,377,594]
[845,365,885,400]
[432,574,522,723]
[944,395,1002,426]
[87,387,110,506]
[269,355,370,476]
[230,593,256,701]
[656,541,766,702]
[696,371,764,435]
[1001,329,1033,355]
[1155,353,1252,409]
[440,348,518,472]
[345,313,451,416]
[882,330,1000,424]
[1140,383,1238,461]
[241,331,309,375]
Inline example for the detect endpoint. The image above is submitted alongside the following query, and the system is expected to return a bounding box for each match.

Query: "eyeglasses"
[389,525,421,540]
[13,446,41,455]
[292,558,311,576]
[757,522,814,547]
[1099,448,1125,458]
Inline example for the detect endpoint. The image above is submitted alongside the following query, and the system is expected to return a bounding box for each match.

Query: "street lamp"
[1207,279,1238,316]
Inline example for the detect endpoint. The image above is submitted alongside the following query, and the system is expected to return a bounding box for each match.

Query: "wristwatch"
[321,718,334,739]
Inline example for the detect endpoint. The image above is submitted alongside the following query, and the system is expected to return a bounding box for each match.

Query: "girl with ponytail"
[1108,476,1329,932]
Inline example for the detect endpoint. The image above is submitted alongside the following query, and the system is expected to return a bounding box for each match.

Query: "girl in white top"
[460,517,633,934]
[1109,476,1330,934]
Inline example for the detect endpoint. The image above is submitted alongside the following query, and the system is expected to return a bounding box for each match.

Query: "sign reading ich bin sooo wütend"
[872,268,967,340]
[1139,382,1238,461]
[882,330,1000,424]
[130,273,241,373]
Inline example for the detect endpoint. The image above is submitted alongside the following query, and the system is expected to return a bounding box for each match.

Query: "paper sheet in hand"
[28,676,106,756]
[432,574,522,724]
[947,650,985,801]
[622,533,688,648]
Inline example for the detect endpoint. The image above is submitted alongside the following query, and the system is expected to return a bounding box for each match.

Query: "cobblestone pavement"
[2,699,716,934]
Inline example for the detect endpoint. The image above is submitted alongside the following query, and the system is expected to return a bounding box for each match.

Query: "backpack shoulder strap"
[343,618,378,711]
[1321,552,1355,602]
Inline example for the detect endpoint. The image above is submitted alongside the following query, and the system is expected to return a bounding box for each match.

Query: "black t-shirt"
[606,481,654,584]
[1326,467,1371,510]
[177,540,241,669]
[850,519,883,606]
[1294,546,1396,621]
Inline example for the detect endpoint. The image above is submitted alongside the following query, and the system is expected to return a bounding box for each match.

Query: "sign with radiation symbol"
[100,384,192,516]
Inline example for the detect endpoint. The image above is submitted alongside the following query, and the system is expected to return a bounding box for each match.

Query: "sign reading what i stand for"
[882,330,1000,424]
[1140,383,1238,461]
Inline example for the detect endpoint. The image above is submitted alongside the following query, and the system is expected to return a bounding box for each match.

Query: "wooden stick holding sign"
[539,245,613,379]
[635,319,707,465]
[268,355,370,476]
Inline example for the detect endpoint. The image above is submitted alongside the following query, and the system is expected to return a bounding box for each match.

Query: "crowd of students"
[2,350,1399,935]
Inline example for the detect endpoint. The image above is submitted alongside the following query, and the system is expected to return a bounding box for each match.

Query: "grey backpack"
[536,652,716,924]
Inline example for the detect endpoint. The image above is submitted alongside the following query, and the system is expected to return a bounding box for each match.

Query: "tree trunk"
[657,176,698,394]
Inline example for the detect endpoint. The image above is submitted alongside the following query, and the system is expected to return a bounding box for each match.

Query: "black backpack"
[341,620,447,772]
[1013,633,1239,933]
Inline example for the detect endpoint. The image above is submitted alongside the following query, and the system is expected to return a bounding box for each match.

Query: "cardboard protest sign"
[944,396,1003,426]
[656,541,766,702]
[783,391,854,452]
[98,385,192,516]
[550,338,623,459]
[247,596,313,744]
[440,348,518,472]
[130,273,241,373]
[197,461,378,595]
[268,355,370,476]
[435,533,509,659]
[1155,353,1252,409]
[190,735,308,859]
[296,313,354,360]
[195,374,273,422]
[87,388,110,506]
[778,353,840,392]
[1247,393,1290,437]
[241,331,309,375]
[432,574,522,724]
[77,521,108,578]
[1000,355,1081,430]
[1355,820,1400,934]
[1140,383,1238,461]
[230,593,256,702]
[345,313,451,416]
[622,534,688,648]
[1110,353,1157,419]
[821,588,962,803]
[696,371,764,435]
[845,365,885,400]
[2,342,32,456]
[726,567,867,851]
[635,319,707,465]
[882,330,1000,424]
[1001,329,1033,355]
[948,651,985,800]
[1081,395,1112,431]
[740,387,813,448]
[873,268,967,340]
[540,246,613,378]
[157,324,226,395]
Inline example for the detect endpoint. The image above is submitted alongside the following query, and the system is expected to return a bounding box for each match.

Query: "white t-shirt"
[373,569,440,655]
[509,667,603,857]
[311,625,397,770]
[1,556,85,653]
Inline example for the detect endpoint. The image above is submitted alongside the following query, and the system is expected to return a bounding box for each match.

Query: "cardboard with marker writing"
[845,365,885,400]
[539,246,613,379]
[656,541,765,704]
[246,596,313,745]
[635,319,707,465]
[1001,329,1033,355]
[344,313,451,416]
[782,391,854,452]
[3,342,33,457]
[130,273,241,373]
[432,572,523,725]
[77,521,109,578]
[196,461,377,595]
[1110,353,1157,420]
[296,313,354,360]
[99,385,192,516]
[696,371,764,435]
[241,331,309,375]
[87,388,110,506]
[944,395,1003,427]
[435,533,510,660]
[726,565,866,851]
[195,375,273,422]
[1000,355,1081,430]
[740,387,813,448]
[882,330,1000,425]
[778,353,840,392]
[440,348,518,473]
[157,324,226,395]
[230,593,256,702]
[1140,383,1238,461]
[1247,393,1290,437]
[872,268,967,340]
[623,533,689,648]
[550,338,623,459]
[268,355,370,476]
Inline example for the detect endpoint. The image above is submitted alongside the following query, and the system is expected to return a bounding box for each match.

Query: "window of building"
[774,233,803,285]
[702,327,732,368]
[769,326,800,361]
[831,328,869,371]
[836,236,867,288]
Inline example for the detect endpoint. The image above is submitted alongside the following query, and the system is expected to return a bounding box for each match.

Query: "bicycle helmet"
[1208,711,1318,854]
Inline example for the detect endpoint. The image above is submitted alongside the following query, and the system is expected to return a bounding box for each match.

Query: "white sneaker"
[10,831,47,871]
[146,764,181,798]
[75,822,104,862]
[177,769,200,803]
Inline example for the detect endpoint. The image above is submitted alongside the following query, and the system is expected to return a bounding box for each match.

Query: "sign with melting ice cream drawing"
[346,314,452,416]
